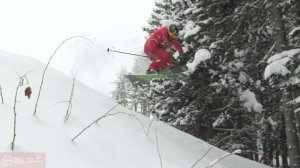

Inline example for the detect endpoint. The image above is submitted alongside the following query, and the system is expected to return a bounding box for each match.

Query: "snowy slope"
[0,50,270,168]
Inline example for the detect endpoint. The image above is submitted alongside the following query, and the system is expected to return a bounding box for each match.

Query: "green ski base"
[124,65,188,84]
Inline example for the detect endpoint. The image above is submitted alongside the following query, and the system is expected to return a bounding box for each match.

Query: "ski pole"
[107,48,147,58]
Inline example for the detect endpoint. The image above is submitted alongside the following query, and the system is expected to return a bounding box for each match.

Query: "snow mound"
[0,50,270,168]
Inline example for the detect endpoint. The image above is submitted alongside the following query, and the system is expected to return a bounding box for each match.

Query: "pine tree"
[120,0,300,167]
[111,69,131,107]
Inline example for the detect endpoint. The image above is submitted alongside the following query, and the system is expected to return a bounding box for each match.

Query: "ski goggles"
[169,32,177,39]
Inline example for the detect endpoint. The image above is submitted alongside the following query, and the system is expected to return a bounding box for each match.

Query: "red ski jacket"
[144,26,183,57]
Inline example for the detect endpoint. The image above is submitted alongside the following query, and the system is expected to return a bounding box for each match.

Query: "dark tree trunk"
[281,113,289,168]
[281,89,300,168]
[291,88,300,146]
[282,147,289,168]
[275,149,279,168]
[296,0,300,21]
[270,0,300,167]
[271,0,287,51]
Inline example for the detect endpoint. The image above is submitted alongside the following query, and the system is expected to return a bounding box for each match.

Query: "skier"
[144,24,184,74]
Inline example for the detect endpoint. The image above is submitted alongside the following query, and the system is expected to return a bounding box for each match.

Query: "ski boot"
[146,69,159,74]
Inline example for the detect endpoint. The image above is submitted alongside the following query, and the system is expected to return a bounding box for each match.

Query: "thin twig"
[71,111,147,141]
[33,36,93,116]
[205,150,241,168]
[190,127,253,168]
[12,72,30,150]
[95,103,119,123]
[11,81,20,150]
[0,85,4,104]
[155,129,163,168]
[123,108,147,135]
[146,116,155,136]
[55,101,70,105]
[65,72,77,123]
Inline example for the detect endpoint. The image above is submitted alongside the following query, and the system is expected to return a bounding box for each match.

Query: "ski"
[124,65,188,84]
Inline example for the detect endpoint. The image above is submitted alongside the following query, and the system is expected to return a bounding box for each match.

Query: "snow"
[264,62,291,79]
[0,51,270,168]
[213,113,229,128]
[295,107,300,113]
[184,26,201,39]
[192,8,204,14]
[183,21,201,39]
[264,49,300,79]
[160,20,179,27]
[281,76,300,87]
[238,71,248,84]
[240,89,263,113]
[267,49,300,64]
[187,49,211,73]
[184,8,193,15]
[210,42,218,49]
[267,117,277,128]
[198,17,213,25]
[234,49,246,58]
[172,0,182,3]
[289,27,300,36]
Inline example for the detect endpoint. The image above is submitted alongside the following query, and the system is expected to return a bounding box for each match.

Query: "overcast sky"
[0,0,154,96]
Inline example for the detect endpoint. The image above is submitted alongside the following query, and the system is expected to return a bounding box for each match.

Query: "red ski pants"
[148,48,173,71]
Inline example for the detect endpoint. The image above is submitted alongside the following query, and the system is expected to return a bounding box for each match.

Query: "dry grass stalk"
[205,150,242,168]
[34,36,93,115]
[71,103,150,141]
[0,85,4,104]
[155,129,163,168]
[190,127,253,168]
[64,72,77,123]
[71,111,147,141]
[12,72,30,150]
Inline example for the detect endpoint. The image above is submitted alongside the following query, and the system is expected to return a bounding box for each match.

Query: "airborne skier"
[144,24,184,74]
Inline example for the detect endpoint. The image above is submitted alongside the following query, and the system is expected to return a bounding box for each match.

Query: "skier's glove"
[149,54,155,61]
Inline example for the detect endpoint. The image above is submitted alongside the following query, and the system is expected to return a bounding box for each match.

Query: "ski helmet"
[168,24,179,35]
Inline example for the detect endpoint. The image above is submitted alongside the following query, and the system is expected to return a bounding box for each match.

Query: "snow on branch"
[187,49,211,73]
[264,49,300,79]
[289,27,300,37]
[239,89,262,113]
[183,21,201,39]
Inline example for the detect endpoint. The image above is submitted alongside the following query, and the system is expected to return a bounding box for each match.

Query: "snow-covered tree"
[112,0,300,167]
[111,69,131,107]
